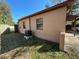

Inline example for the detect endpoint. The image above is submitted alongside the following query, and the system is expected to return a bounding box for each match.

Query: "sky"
[6,0,64,23]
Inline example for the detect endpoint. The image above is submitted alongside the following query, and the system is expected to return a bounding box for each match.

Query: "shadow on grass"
[24,36,59,53]
[37,42,59,53]
[1,28,10,35]
[0,33,26,54]
[0,33,59,55]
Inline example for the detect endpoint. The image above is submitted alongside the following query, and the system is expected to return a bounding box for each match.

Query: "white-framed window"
[36,18,43,30]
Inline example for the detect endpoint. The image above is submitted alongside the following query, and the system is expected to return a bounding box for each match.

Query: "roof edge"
[18,0,73,22]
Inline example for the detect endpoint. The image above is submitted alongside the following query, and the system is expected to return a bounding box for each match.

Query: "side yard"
[0,33,78,59]
[0,24,14,35]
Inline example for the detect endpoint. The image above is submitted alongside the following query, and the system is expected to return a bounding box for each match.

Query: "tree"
[50,0,64,5]
[45,4,50,8]
[68,0,79,34]
[70,0,79,15]
[0,0,14,25]
[45,0,64,9]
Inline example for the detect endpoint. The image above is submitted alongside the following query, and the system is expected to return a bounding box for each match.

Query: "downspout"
[29,17,31,30]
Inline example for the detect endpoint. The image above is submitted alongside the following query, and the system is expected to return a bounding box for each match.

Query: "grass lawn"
[0,33,77,59]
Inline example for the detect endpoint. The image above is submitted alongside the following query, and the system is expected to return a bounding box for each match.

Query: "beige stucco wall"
[19,6,66,43]
[18,18,30,33]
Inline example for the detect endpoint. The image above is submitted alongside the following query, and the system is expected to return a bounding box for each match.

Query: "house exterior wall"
[18,6,66,43]
[18,18,30,33]
[30,7,66,42]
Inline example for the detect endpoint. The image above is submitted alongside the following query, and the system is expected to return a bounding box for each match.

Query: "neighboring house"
[18,0,74,43]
